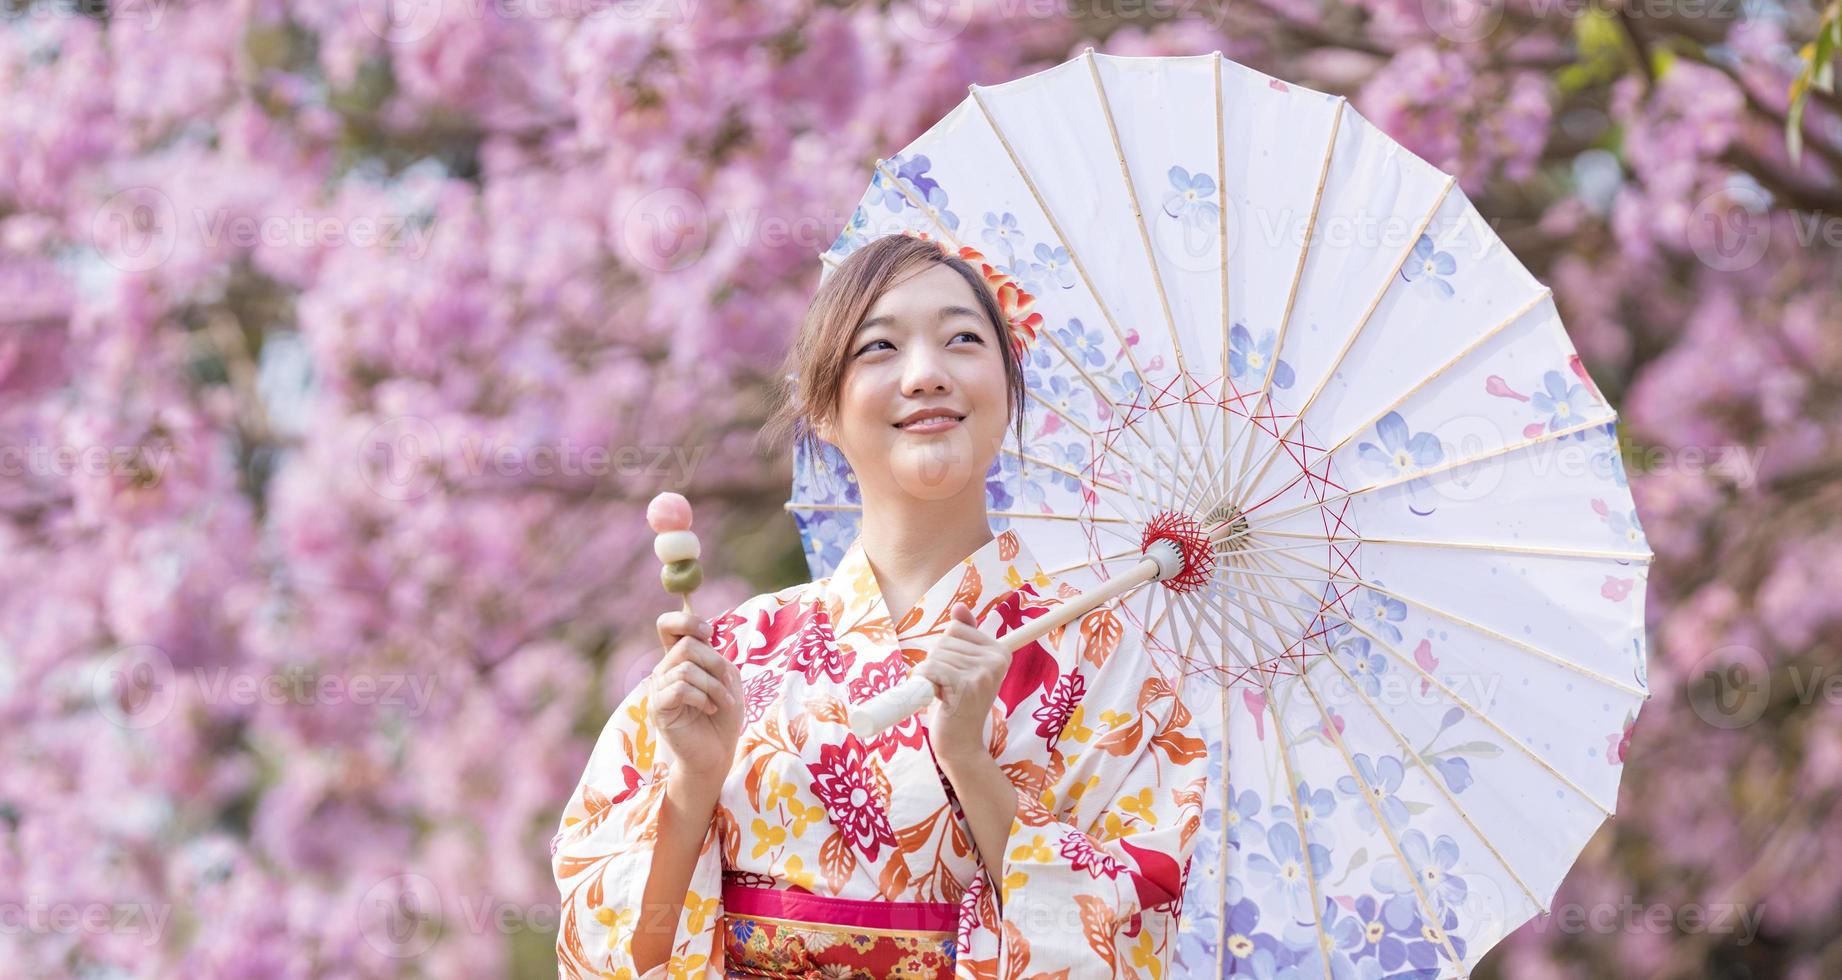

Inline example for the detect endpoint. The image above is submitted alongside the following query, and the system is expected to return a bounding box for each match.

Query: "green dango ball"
[661,558,703,594]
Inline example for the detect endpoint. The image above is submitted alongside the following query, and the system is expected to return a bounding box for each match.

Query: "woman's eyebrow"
[852,305,984,338]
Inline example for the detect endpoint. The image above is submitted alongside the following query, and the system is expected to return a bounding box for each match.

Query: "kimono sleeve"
[993,607,1211,979]
[551,636,736,979]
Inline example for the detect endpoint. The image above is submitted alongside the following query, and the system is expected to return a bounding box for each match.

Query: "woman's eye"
[953,330,983,344]
[855,339,892,356]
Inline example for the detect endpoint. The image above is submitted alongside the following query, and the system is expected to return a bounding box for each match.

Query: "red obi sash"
[718,874,958,979]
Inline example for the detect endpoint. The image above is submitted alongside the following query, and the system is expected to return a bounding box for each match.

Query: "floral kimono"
[552,527,1212,979]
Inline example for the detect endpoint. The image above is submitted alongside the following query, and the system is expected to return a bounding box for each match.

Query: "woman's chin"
[885,438,988,501]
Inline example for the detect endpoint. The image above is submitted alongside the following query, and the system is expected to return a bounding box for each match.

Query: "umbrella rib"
[1024,383,1178,508]
[1004,445,1136,500]
[1258,544,1649,699]
[1242,550,1618,816]
[966,83,1192,456]
[1216,52,1233,514]
[1083,49,1222,487]
[1255,528,1654,564]
[869,161,1187,504]
[1230,172,1459,518]
[1279,288,1554,488]
[1221,97,1345,498]
[1248,412,1615,527]
[1200,560,1473,972]
[1290,674,1474,976]
[1174,587,1336,975]
[1253,586,1551,917]
[1210,569,1475,973]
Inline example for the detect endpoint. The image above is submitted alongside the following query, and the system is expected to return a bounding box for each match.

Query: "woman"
[552,233,1211,979]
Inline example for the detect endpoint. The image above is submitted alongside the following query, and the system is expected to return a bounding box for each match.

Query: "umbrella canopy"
[788,50,1652,979]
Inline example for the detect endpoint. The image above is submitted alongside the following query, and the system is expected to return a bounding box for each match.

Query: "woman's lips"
[894,415,963,434]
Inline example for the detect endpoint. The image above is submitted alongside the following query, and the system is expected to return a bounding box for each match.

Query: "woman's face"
[820,263,1010,504]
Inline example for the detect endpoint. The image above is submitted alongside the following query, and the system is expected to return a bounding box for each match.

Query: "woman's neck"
[857,498,994,627]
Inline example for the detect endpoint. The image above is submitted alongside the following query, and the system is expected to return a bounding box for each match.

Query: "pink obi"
[718,874,958,979]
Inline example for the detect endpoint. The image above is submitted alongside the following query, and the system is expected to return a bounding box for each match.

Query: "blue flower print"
[1357,411,1444,516]
[1605,506,1647,551]
[882,153,941,208]
[1354,588,1408,645]
[1430,754,1473,794]
[1530,369,1596,439]
[1228,323,1295,390]
[1589,421,1630,487]
[1018,440,1084,510]
[1029,373,1092,430]
[1107,368,1145,405]
[1024,241,1076,293]
[794,509,855,579]
[1237,944,1317,980]
[1337,636,1387,695]
[984,451,1016,512]
[1052,317,1107,369]
[1163,165,1221,232]
[1248,822,1332,919]
[1400,233,1457,298]
[828,205,873,256]
[1223,786,1263,848]
[1221,894,1284,973]
[1374,830,1468,913]
[1336,752,1410,832]
[981,211,1022,258]
[919,184,959,233]
[1376,896,1463,973]
[1326,947,1389,980]
[1329,894,1411,967]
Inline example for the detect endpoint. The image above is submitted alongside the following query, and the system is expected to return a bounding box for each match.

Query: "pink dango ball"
[646,492,692,533]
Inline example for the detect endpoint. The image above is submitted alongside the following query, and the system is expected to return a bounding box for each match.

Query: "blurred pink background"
[2,0,1838,976]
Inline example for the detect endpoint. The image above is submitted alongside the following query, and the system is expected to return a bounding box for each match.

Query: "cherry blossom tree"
[1,0,1836,976]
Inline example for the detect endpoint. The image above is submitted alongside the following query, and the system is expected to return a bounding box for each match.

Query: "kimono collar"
[820,526,1054,644]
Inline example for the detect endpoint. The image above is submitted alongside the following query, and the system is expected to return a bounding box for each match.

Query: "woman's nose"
[900,350,950,394]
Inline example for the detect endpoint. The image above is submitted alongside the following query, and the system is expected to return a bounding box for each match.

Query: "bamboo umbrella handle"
[846,540,1184,739]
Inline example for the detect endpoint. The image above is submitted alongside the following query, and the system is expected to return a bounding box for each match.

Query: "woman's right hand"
[648,610,746,781]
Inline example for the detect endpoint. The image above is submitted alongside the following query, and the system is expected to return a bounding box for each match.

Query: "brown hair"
[757,233,1028,462]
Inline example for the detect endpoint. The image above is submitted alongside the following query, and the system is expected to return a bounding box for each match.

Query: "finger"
[671,660,733,712]
[950,601,976,625]
[680,636,733,677]
[660,634,715,677]
[659,679,716,718]
[656,610,713,653]
[914,658,967,695]
[943,618,985,642]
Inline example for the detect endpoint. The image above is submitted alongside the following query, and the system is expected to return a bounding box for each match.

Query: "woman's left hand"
[914,601,1012,765]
